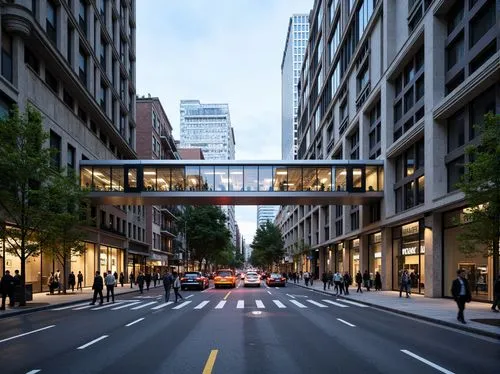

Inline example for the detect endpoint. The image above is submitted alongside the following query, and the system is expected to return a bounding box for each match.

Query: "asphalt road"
[0,280,498,374]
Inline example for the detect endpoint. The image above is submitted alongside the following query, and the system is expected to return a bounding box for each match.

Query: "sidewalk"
[293,280,500,339]
[0,284,150,319]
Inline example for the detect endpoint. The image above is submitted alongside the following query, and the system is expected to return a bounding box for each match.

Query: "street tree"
[0,105,86,303]
[179,205,231,270]
[456,113,500,280]
[250,221,284,269]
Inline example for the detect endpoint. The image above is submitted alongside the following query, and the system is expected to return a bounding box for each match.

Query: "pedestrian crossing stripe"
[306,300,328,308]
[194,300,210,309]
[151,301,174,310]
[273,300,286,308]
[111,301,140,310]
[289,300,308,308]
[215,300,226,309]
[172,301,192,310]
[321,299,349,308]
[236,300,244,309]
[337,299,369,307]
[131,301,157,310]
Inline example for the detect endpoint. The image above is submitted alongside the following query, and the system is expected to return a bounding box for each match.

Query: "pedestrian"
[119,272,125,287]
[399,270,410,298]
[321,272,328,291]
[303,271,310,286]
[327,271,333,290]
[0,270,15,310]
[375,271,382,291]
[310,272,314,286]
[157,271,161,286]
[451,269,471,324]
[163,271,173,302]
[129,272,135,288]
[145,272,152,291]
[77,271,83,291]
[363,270,371,291]
[491,273,500,312]
[172,271,184,303]
[153,271,158,288]
[55,269,62,294]
[355,271,363,293]
[13,270,21,286]
[333,272,341,295]
[338,272,345,295]
[343,272,351,295]
[299,270,303,280]
[90,271,104,305]
[68,271,76,292]
[136,272,145,294]
[113,271,118,284]
[48,272,55,294]
[105,270,116,303]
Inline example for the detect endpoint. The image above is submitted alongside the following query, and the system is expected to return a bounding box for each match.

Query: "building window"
[24,46,40,74]
[349,129,359,160]
[49,130,61,169]
[356,0,375,41]
[46,0,57,45]
[67,144,76,171]
[45,69,58,93]
[79,0,87,36]
[368,100,381,159]
[1,30,13,83]
[99,0,106,20]
[99,81,107,111]
[100,37,106,70]
[63,89,74,108]
[394,139,425,213]
[78,45,87,86]
[67,25,73,64]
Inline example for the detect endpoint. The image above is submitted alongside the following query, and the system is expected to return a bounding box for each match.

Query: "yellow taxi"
[214,269,237,288]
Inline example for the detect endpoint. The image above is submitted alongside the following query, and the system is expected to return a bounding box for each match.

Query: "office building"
[279,0,499,301]
[257,206,280,228]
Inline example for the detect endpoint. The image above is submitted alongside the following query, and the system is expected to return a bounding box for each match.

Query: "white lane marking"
[289,300,307,308]
[194,300,210,309]
[91,302,124,310]
[273,300,286,308]
[77,335,108,350]
[306,300,328,308]
[185,294,194,299]
[322,299,349,308]
[52,302,89,311]
[337,299,369,308]
[151,302,174,310]
[237,300,245,309]
[111,301,141,310]
[0,325,55,344]
[172,301,192,310]
[131,301,157,310]
[125,318,145,327]
[73,304,95,310]
[215,300,226,309]
[400,350,455,374]
[337,318,356,327]
[286,294,296,299]
[255,300,265,309]
[26,370,41,374]
[267,291,272,295]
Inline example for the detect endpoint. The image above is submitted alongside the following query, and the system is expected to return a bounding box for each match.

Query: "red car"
[265,273,286,287]
[181,272,209,290]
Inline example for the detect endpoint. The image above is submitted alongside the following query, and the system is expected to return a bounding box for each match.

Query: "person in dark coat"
[355,271,363,293]
[163,271,173,302]
[77,271,83,291]
[136,272,145,294]
[68,271,76,292]
[153,272,158,288]
[451,269,471,324]
[375,271,382,291]
[363,270,371,291]
[129,272,135,288]
[119,272,125,287]
[321,272,328,291]
[0,270,15,310]
[90,271,104,305]
[343,272,351,295]
[492,274,500,312]
[145,272,152,291]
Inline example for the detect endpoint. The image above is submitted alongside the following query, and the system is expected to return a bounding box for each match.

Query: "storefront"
[334,242,344,273]
[392,220,425,294]
[70,242,96,288]
[443,209,494,301]
[368,232,382,279]
[348,238,360,277]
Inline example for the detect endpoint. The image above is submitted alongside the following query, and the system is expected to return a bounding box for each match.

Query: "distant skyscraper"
[281,14,309,160]
[257,206,280,228]
[179,100,237,244]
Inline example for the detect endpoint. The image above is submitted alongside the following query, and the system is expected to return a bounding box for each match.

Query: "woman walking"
[172,272,184,303]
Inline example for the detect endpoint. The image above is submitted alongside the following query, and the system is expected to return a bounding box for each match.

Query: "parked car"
[266,273,286,287]
[244,271,261,287]
[180,272,209,291]
[214,269,237,288]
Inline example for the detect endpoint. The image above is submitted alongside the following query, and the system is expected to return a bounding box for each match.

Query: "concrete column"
[424,212,443,297]
[359,234,369,275]
[381,227,392,290]
[342,241,349,275]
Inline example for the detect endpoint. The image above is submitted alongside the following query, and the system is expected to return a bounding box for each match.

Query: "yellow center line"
[202,349,218,374]
[223,291,231,300]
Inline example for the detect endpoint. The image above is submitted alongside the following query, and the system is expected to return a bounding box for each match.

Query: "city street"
[0,281,498,374]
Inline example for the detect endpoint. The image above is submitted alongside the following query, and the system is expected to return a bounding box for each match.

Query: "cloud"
[136,0,313,242]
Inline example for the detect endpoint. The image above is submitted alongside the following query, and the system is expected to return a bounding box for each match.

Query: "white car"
[244,271,261,287]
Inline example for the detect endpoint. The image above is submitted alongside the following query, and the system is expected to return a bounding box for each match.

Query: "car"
[266,273,286,287]
[244,271,261,287]
[214,269,237,288]
[180,272,209,290]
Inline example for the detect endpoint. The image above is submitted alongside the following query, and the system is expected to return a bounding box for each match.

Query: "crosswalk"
[52,297,365,313]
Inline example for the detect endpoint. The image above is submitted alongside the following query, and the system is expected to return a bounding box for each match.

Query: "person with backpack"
[172,272,184,303]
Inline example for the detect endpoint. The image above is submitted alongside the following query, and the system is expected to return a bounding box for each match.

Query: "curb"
[0,288,141,320]
[292,283,500,340]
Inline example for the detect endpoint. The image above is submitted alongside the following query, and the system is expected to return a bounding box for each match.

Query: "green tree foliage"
[456,113,500,277]
[179,205,231,270]
[0,105,87,302]
[249,221,284,269]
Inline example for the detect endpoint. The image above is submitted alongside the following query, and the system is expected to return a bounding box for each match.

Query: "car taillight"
[281,278,286,281]
[196,277,201,281]
[181,278,187,281]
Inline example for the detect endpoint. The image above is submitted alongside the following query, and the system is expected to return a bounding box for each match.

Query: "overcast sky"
[136,0,313,244]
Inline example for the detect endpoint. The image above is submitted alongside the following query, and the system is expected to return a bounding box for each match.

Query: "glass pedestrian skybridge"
[80,160,384,205]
